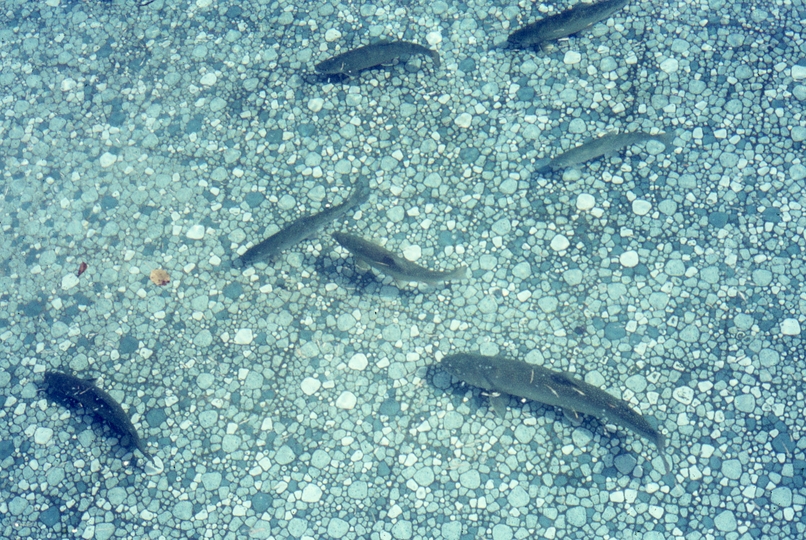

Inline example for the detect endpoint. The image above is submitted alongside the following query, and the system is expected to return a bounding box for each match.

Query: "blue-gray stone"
[348,481,368,499]
[459,469,481,489]
[39,506,60,528]
[252,493,272,514]
[721,459,742,481]
[714,510,737,532]
[507,486,529,507]
[413,467,435,486]
[173,500,193,520]
[327,517,350,538]
[566,506,586,526]
[391,520,413,539]
[492,524,513,540]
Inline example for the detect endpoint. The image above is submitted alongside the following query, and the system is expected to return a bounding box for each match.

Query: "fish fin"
[562,408,583,426]
[490,393,510,418]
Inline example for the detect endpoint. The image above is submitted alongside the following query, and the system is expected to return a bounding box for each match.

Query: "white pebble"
[403,245,421,262]
[792,65,806,81]
[301,484,323,503]
[200,73,217,86]
[632,199,652,216]
[61,78,76,92]
[34,427,53,445]
[620,250,639,268]
[186,225,205,240]
[454,113,473,128]
[234,329,253,345]
[99,152,116,168]
[348,353,368,371]
[308,98,324,113]
[196,0,212,8]
[426,31,442,45]
[781,319,801,336]
[301,377,321,395]
[660,58,679,74]
[550,234,570,251]
[336,391,357,409]
[324,29,342,42]
[45,0,60,6]
[673,386,695,405]
[61,274,80,290]
[576,194,595,210]
[563,51,581,65]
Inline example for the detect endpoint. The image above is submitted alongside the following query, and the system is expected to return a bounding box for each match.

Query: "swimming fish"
[332,232,467,286]
[440,353,670,473]
[234,181,370,268]
[42,371,152,463]
[508,0,631,48]
[537,131,674,172]
[315,40,440,76]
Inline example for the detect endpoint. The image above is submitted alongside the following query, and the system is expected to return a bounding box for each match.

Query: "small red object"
[77,262,88,277]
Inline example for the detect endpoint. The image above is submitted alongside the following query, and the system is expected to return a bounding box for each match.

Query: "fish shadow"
[312,254,421,300]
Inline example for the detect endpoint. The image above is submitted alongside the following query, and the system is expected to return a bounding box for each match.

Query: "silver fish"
[234,181,370,268]
[332,232,467,286]
[441,353,670,474]
[508,0,631,48]
[43,371,152,463]
[538,131,674,172]
[315,40,440,76]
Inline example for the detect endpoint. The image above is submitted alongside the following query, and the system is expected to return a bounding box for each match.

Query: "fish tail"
[434,265,468,285]
[653,131,676,148]
[430,49,441,69]
[348,178,371,207]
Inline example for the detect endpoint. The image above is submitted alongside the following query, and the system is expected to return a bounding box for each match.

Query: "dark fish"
[537,131,674,172]
[315,40,440,76]
[234,181,370,268]
[42,371,152,463]
[441,353,670,473]
[332,232,467,286]
[508,0,630,48]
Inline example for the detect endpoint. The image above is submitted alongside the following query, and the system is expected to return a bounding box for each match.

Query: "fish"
[234,181,370,268]
[537,131,674,172]
[315,40,440,76]
[332,232,467,286]
[508,0,631,48]
[42,371,152,463]
[440,353,670,474]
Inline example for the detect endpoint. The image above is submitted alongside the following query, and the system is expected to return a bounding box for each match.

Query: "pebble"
[275,445,296,465]
[459,469,481,489]
[348,353,368,370]
[665,260,685,276]
[563,268,583,286]
[576,193,595,210]
[512,262,531,279]
[507,486,529,507]
[301,484,323,503]
[721,459,742,480]
[337,313,357,331]
[99,152,116,168]
[234,328,253,345]
[173,501,193,520]
[734,313,754,331]
[301,377,321,395]
[61,273,80,290]
[734,394,756,413]
[781,318,801,335]
[308,98,324,113]
[771,487,792,507]
[336,391,357,409]
[566,506,586,526]
[324,29,342,42]
[714,510,737,532]
[791,65,806,80]
[619,250,639,268]
[186,225,205,240]
[632,199,652,215]
[660,58,679,73]
[550,234,570,251]
[563,51,581,65]
[34,427,53,445]
[200,73,217,86]
[672,386,694,405]
[402,245,421,262]
[455,113,473,128]
[491,218,511,235]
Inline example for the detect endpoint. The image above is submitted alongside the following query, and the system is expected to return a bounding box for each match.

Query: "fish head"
[440,354,498,391]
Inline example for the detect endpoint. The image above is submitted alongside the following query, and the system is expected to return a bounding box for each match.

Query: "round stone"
[619,250,639,268]
[550,234,570,251]
[577,193,595,210]
[61,274,80,290]
[34,427,54,445]
[308,98,324,112]
[301,484,322,503]
[301,377,321,395]
[632,199,652,215]
[200,73,217,86]
[660,58,679,73]
[454,113,473,128]
[99,152,116,168]
[324,29,342,42]
[348,353,368,371]
[714,510,737,532]
[459,469,480,489]
[402,245,421,261]
[563,51,581,64]
[781,318,801,335]
[335,391,357,409]
[234,328,253,345]
[186,225,205,240]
